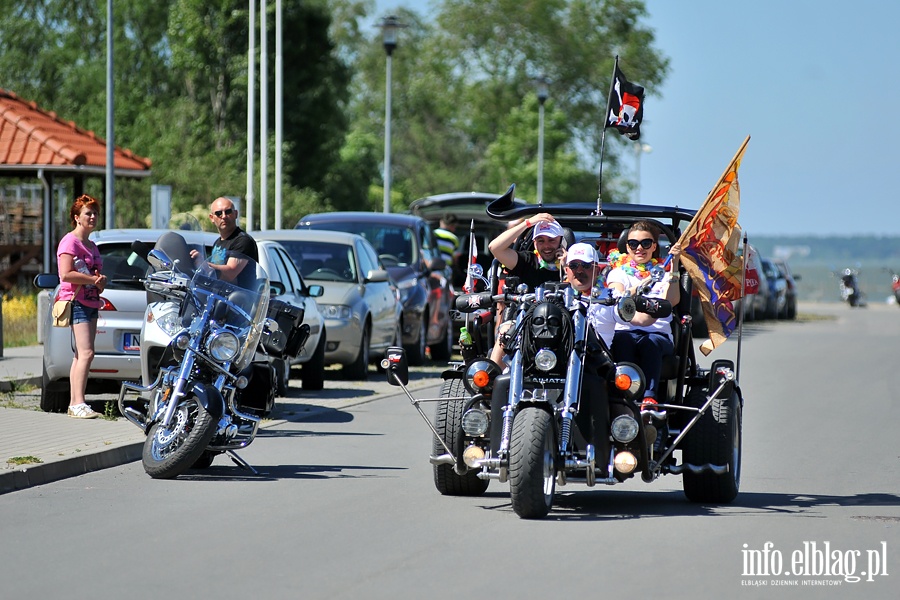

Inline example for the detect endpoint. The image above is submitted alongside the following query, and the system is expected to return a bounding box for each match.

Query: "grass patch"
[2,287,39,347]
[7,456,43,467]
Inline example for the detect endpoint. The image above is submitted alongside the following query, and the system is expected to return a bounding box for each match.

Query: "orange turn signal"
[472,370,491,388]
[614,373,633,391]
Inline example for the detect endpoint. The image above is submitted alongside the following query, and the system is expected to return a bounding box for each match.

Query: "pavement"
[0,344,444,495]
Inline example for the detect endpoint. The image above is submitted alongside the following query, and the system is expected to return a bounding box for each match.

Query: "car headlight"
[207,330,240,362]
[534,348,557,371]
[155,310,182,336]
[320,304,352,319]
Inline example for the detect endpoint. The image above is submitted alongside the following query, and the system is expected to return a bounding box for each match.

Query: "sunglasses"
[627,238,655,251]
[213,208,235,217]
[567,261,595,271]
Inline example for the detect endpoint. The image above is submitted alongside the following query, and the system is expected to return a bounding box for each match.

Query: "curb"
[0,376,41,393]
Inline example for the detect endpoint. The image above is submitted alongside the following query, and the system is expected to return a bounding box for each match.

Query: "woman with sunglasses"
[606,221,682,407]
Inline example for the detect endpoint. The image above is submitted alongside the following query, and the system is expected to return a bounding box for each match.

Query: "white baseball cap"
[532,220,564,239]
[565,242,599,265]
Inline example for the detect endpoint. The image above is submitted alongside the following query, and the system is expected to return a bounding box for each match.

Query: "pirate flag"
[606,63,644,141]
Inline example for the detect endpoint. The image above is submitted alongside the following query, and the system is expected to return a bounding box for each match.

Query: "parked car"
[252,230,401,378]
[772,258,800,319]
[760,258,784,320]
[296,212,452,365]
[35,229,324,413]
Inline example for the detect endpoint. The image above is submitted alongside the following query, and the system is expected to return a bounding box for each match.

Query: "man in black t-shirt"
[204,197,258,282]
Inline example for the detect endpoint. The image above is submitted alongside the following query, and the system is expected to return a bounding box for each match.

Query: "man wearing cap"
[488,213,567,365]
[488,212,566,290]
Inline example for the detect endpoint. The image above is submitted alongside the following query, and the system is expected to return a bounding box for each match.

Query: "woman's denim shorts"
[71,301,99,325]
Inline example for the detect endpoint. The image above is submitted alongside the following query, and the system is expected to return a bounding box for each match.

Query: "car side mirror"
[33,273,61,290]
[381,346,409,386]
[307,284,324,297]
[365,268,389,283]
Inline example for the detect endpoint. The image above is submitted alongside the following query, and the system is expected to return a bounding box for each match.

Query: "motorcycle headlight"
[207,330,240,362]
[534,348,558,371]
[610,415,640,443]
[320,304,352,320]
[463,360,501,395]
[610,363,644,400]
[461,409,489,436]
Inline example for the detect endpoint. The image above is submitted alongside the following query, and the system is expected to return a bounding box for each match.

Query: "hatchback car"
[253,230,401,378]
[772,258,800,319]
[296,212,452,365]
[35,229,324,412]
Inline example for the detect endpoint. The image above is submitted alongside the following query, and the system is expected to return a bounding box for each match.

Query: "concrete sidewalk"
[0,344,444,495]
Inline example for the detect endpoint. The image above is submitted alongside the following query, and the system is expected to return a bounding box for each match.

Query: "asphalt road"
[0,304,897,599]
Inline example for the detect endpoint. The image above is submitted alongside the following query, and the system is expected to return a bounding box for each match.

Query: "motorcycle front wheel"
[509,407,557,519]
[142,394,218,479]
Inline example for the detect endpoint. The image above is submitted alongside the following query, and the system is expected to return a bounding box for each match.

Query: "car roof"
[251,229,365,246]
[90,228,218,245]
[410,191,530,224]
[297,211,424,229]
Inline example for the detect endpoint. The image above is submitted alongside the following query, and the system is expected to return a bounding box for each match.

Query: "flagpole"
[595,55,620,215]
[736,233,748,384]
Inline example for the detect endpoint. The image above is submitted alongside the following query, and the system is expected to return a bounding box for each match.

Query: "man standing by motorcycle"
[193,197,258,282]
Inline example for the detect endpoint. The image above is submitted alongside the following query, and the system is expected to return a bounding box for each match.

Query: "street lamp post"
[535,75,549,205]
[379,16,404,213]
[634,142,652,203]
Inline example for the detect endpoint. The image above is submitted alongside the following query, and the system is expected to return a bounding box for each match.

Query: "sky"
[373,0,900,236]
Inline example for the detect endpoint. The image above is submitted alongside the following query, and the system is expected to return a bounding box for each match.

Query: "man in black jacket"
[204,197,258,282]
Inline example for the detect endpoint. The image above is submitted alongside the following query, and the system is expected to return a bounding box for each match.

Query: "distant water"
[790,261,899,304]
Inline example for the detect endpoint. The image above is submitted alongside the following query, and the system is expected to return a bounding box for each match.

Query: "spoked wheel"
[432,378,489,496]
[509,407,557,519]
[682,387,742,503]
[142,394,217,479]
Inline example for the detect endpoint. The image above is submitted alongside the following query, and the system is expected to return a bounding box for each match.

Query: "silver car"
[252,230,401,379]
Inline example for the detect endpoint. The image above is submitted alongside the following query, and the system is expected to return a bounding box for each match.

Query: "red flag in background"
[606,62,645,141]
[677,136,751,355]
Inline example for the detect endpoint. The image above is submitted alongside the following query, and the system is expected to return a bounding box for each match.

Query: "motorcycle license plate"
[124,332,140,352]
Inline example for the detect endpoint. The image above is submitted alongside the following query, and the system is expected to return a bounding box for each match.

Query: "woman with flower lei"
[606,221,682,407]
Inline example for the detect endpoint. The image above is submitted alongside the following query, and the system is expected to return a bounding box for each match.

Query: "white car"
[35,229,324,413]
[252,229,401,379]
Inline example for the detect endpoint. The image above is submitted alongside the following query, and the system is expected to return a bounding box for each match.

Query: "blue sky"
[374,1,900,236]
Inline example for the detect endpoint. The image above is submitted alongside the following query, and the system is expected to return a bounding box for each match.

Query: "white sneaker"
[68,403,100,419]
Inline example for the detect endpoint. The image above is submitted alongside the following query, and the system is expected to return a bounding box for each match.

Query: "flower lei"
[533,248,559,271]
[607,250,659,279]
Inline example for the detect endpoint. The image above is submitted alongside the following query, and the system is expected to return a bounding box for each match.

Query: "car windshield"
[276,240,356,282]
[305,222,414,267]
[99,241,211,290]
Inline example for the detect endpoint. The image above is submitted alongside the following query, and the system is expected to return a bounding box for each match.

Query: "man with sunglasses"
[205,197,258,282]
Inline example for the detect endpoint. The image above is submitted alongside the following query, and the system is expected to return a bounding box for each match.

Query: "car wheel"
[787,298,797,320]
[301,332,326,391]
[41,360,69,413]
[682,386,742,503]
[344,324,370,380]
[405,314,427,366]
[433,379,490,497]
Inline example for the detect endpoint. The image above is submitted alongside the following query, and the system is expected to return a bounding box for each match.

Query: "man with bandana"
[487,212,567,365]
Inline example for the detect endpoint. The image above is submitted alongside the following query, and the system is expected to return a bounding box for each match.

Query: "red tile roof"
[0,89,151,172]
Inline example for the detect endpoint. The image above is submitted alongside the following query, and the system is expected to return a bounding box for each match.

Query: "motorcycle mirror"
[147,249,173,270]
[381,346,409,386]
[616,296,637,322]
[131,240,152,261]
[468,263,484,279]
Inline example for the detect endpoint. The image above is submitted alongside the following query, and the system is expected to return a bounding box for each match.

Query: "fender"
[186,379,225,420]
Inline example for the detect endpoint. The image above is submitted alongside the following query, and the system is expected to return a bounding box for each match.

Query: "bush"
[2,288,38,347]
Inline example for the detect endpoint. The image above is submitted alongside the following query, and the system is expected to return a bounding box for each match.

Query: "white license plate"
[124,333,140,352]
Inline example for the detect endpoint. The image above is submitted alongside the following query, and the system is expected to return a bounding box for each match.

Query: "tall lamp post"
[535,75,549,204]
[379,16,404,213]
[634,142,652,203]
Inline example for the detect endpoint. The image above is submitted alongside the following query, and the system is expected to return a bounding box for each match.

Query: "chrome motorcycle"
[386,268,742,519]
[118,235,285,478]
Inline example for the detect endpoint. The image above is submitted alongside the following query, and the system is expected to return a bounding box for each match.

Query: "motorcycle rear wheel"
[142,394,218,479]
[682,387,741,503]
[432,379,489,496]
[509,407,557,519]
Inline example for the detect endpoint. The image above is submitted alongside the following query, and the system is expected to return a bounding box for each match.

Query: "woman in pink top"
[56,194,107,418]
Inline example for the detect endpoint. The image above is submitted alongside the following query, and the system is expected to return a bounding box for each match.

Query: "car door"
[357,238,395,348]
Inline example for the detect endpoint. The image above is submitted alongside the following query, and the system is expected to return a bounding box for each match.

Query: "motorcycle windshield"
[189,255,270,371]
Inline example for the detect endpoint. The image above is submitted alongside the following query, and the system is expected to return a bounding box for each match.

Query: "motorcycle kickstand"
[227,450,260,475]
